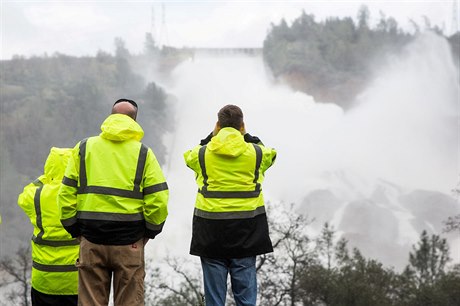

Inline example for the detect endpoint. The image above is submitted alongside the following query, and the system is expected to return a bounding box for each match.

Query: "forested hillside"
[0,38,175,255]
[263,6,459,109]
[448,32,460,67]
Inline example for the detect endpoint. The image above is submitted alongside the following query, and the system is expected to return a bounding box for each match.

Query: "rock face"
[399,190,459,234]
[297,171,459,270]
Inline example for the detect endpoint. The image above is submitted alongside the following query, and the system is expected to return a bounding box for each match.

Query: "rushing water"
[146,33,459,268]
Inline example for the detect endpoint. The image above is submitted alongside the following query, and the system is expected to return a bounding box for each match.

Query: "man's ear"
[213,122,221,136]
[239,122,246,135]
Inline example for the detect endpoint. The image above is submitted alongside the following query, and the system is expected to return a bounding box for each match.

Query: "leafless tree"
[145,256,204,306]
[443,214,460,233]
[257,204,316,306]
[443,186,460,233]
[144,204,316,306]
[0,246,31,306]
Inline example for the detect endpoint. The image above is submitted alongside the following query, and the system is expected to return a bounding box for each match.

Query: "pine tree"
[407,230,450,287]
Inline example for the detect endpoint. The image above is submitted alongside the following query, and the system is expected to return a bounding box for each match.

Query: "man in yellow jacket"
[18,147,79,306]
[184,104,276,306]
[58,99,169,306]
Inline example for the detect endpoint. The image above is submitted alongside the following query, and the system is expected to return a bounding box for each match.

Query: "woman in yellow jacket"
[18,147,79,306]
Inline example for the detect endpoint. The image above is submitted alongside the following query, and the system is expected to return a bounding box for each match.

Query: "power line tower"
[149,2,169,49]
[150,5,156,38]
[159,3,169,47]
[453,0,459,34]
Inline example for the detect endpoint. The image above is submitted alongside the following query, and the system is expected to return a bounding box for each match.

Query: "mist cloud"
[162,32,458,211]
[144,33,459,260]
[327,33,458,192]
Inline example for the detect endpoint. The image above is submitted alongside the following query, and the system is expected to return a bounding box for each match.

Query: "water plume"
[147,33,459,267]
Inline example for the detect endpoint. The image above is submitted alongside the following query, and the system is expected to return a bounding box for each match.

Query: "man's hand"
[200,132,214,145]
[244,133,263,145]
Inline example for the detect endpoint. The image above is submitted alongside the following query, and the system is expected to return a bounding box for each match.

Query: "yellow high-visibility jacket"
[18,147,79,295]
[58,114,169,245]
[184,127,277,258]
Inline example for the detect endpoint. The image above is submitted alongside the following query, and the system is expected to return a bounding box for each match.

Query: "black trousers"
[31,287,78,306]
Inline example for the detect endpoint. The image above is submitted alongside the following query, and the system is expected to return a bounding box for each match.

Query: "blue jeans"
[200,257,257,306]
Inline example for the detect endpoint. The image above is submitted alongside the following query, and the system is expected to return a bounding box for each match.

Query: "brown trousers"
[77,237,145,306]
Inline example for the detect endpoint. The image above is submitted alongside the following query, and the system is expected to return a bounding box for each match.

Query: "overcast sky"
[1,0,457,60]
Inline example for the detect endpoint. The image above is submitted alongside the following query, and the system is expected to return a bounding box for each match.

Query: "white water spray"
[147,33,459,267]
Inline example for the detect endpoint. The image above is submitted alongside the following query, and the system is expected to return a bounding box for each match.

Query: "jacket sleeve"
[57,142,81,238]
[183,145,201,173]
[142,148,169,239]
[244,133,264,145]
[17,178,42,222]
[260,146,277,174]
[200,132,214,145]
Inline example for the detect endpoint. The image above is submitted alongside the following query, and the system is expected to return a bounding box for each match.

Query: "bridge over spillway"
[154,47,263,72]
[191,47,262,56]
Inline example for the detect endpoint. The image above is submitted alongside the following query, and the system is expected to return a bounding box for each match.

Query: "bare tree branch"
[0,246,31,306]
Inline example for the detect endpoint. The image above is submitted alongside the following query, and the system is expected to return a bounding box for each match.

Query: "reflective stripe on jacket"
[184,127,276,258]
[18,147,79,295]
[58,114,169,244]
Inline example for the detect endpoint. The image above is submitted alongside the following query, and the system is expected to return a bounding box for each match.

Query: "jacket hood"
[207,127,249,157]
[43,147,72,184]
[100,114,144,142]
